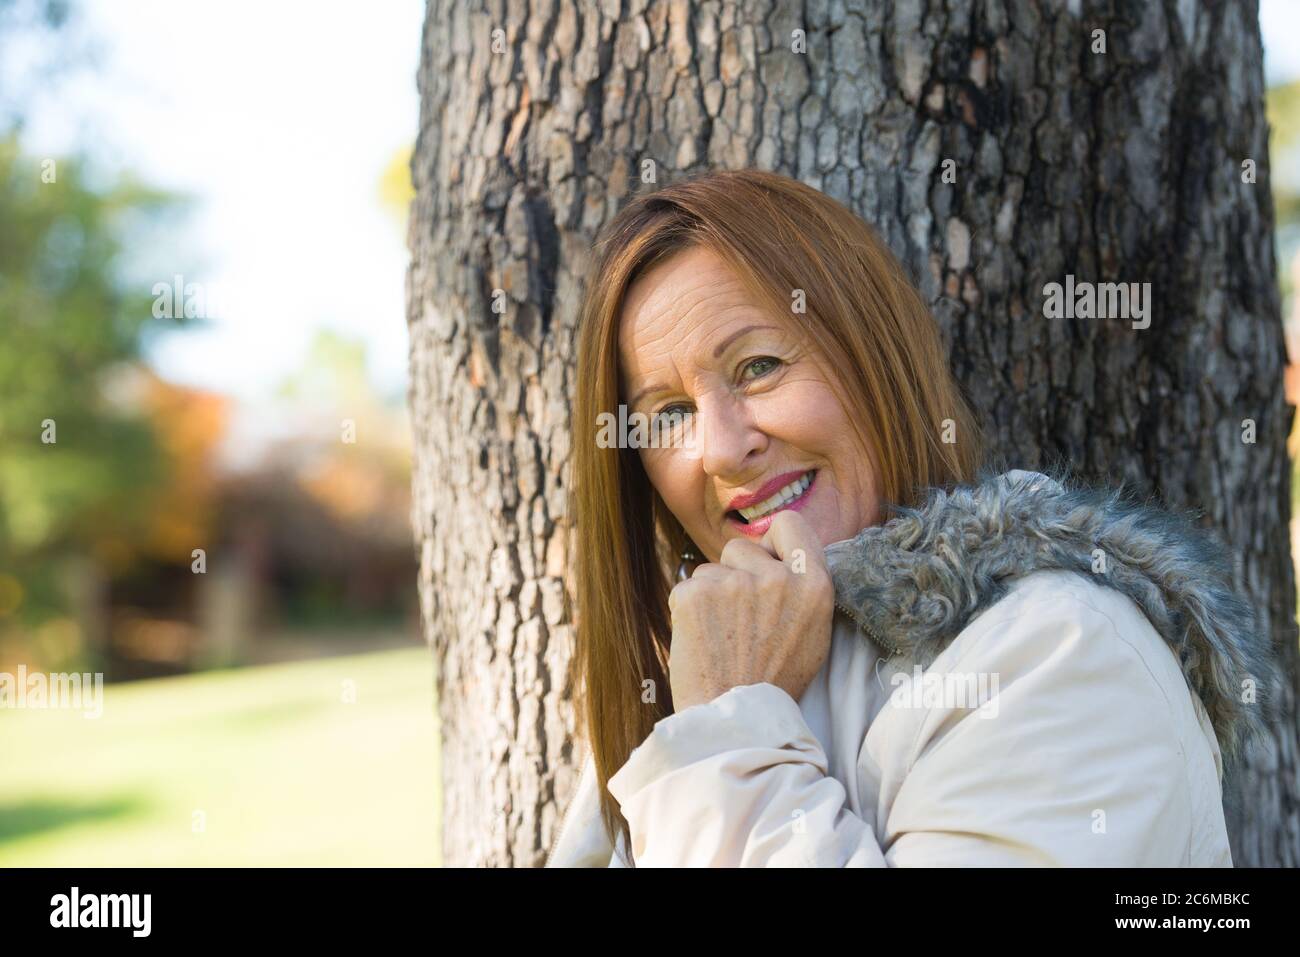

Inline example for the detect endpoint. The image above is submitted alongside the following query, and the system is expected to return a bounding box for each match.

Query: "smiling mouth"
[727,470,817,525]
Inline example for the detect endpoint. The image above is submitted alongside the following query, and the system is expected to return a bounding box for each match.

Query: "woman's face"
[617,245,883,563]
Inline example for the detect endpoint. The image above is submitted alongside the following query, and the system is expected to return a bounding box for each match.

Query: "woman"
[545,168,1275,867]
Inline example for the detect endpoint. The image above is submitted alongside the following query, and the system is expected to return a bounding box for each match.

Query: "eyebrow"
[712,323,777,358]
[628,381,667,410]
[627,324,779,409]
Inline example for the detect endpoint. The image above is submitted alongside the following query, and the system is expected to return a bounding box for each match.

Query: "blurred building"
[4,342,421,682]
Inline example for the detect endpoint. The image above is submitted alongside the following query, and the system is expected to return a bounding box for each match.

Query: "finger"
[719,535,783,574]
[760,510,827,573]
[667,578,695,614]
[689,562,731,581]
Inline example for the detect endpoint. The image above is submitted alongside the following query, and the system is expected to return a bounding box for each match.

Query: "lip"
[724,469,818,538]
[725,470,813,511]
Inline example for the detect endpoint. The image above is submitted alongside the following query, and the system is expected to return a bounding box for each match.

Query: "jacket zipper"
[834,597,898,658]
[543,752,588,867]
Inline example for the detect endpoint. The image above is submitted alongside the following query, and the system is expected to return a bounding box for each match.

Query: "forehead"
[617,246,771,365]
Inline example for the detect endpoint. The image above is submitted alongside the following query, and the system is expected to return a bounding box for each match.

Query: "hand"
[667,510,835,711]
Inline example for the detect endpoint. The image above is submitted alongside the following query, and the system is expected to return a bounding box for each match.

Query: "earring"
[675,546,700,583]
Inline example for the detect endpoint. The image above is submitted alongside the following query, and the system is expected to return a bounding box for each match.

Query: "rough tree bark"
[407,0,1298,866]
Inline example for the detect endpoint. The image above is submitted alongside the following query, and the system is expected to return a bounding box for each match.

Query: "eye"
[652,403,693,428]
[741,356,782,381]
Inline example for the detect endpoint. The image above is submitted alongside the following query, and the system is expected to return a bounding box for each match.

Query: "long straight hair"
[569,169,985,861]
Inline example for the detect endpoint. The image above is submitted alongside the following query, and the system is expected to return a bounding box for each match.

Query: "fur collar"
[824,468,1277,767]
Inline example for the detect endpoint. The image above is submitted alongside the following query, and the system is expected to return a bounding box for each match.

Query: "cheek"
[752,379,853,450]
[756,380,875,518]
[638,448,702,523]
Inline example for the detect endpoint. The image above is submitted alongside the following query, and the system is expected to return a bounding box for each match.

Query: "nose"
[695,391,768,479]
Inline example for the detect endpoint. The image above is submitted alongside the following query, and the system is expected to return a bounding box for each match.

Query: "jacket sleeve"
[606,681,888,866]
[604,586,1202,867]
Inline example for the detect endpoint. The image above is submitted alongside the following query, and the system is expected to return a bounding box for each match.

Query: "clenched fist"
[667,510,835,711]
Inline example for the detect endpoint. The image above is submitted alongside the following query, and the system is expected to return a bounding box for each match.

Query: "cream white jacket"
[545,471,1273,867]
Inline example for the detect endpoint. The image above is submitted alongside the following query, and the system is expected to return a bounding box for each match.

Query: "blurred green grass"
[0,646,440,866]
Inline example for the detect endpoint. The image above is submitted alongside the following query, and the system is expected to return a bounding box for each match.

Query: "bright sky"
[14,0,1300,410]
[20,0,424,405]
[1262,0,1300,85]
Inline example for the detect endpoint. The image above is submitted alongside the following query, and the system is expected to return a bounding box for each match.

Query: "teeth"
[737,472,813,522]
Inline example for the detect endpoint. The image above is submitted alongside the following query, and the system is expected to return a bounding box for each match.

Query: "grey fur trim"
[824,467,1279,767]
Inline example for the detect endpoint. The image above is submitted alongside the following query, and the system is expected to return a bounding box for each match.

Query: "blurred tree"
[1267,79,1300,226]
[275,328,413,534]
[135,372,227,564]
[1267,78,1300,312]
[0,134,177,663]
[379,145,415,231]
[409,1,1298,867]
[0,0,79,132]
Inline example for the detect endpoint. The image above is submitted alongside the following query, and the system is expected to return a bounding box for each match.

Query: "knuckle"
[719,537,748,564]
[718,575,741,593]
[727,569,756,593]
[688,562,713,580]
[671,576,714,607]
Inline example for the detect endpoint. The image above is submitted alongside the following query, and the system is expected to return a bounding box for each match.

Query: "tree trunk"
[407,0,1298,866]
